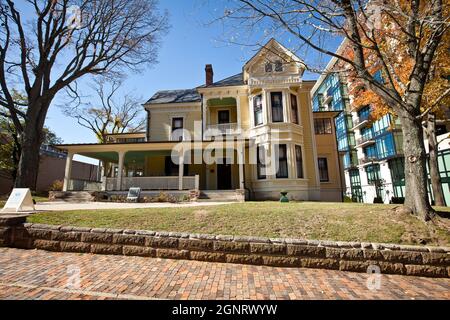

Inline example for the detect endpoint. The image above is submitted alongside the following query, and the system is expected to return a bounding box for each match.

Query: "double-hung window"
[291,94,299,124]
[318,157,329,182]
[295,145,303,178]
[253,95,263,126]
[276,144,288,179]
[171,117,184,141]
[257,145,266,180]
[271,92,284,123]
[274,60,283,72]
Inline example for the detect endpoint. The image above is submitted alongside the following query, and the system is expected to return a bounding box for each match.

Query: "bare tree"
[64,78,146,143]
[217,0,449,220]
[0,0,169,190]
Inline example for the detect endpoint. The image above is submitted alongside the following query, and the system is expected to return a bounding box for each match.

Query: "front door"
[217,162,232,190]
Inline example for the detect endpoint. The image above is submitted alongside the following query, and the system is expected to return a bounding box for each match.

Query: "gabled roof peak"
[243,38,304,71]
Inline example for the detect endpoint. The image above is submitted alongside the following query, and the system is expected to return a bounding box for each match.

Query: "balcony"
[205,123,240,137]
[351,117,370,131]
[355,136,375,148]
[359,156,379,165]
[344,160,359,169]
[248,75,301,87]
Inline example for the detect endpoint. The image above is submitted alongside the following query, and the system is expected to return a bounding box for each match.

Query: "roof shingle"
[146,89,201,104]
[146,73,245,105]
[198,73,244,88]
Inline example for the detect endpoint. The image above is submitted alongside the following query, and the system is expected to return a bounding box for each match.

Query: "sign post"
[1,188,35,213]
[127,187,141,202]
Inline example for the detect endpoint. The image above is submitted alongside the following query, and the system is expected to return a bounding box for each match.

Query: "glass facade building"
[311,63,449,206]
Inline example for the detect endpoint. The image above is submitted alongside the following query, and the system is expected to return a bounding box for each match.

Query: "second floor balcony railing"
[248,75,301,87]
[356,135,375,147]
[359,156,379,165]
[351,116,370,130]
[205,123,240,136]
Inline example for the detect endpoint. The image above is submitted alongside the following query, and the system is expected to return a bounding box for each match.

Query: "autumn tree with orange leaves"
[220,0,449,220]
[348,5,450,207]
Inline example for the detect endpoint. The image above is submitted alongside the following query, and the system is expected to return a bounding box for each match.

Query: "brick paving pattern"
[0,248,448,300]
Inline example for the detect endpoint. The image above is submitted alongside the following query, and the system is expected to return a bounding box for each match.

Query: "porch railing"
[68,179,103,191]
[105,175,199,191]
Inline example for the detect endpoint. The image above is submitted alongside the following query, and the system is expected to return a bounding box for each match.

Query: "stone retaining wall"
[1,219,448,278]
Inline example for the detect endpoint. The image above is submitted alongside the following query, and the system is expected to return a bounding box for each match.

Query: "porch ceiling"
[79,150,172,165]
[79,151,118,163]
[124,150,171,164]
[207,97,236,107]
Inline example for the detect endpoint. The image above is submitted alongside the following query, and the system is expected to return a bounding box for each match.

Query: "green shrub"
[49,180,63,191]
[343,196,353,203]
[180,194,191,202]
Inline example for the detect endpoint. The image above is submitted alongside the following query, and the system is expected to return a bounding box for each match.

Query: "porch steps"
[51,191,94,203]
[198,190,238,202]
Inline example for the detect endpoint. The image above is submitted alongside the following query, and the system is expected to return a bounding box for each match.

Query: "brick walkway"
[0,248,448,300]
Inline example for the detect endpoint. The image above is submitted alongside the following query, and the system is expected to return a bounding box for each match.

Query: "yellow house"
[57,39,343,201]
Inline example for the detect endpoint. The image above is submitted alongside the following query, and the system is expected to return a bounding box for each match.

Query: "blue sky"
[28,0,341,162]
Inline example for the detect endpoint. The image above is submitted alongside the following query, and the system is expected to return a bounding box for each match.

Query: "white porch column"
[100,161,106,191]
[202,96,208,140]
[236,95,241,132]
[283,90,291,123]
[117,151,125,191]
[237,143,245,189]
[178,151,184,190]
[63,152,74,192]
[262,89,269,124]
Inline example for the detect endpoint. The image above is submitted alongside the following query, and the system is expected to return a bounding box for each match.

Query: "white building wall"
[379,160,394,204]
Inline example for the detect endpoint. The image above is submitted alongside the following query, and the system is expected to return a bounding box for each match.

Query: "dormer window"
[265,62,273,73]
[275,60,283,72]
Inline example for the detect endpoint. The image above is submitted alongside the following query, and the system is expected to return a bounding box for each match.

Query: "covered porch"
[57,141,246,193]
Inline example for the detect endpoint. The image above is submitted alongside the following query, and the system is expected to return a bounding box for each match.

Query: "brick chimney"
[205,64,214,86]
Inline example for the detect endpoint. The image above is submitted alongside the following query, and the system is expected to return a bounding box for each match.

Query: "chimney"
[205,64,214,86]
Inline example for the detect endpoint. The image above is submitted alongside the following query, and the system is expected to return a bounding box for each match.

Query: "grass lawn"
[28,202,450,246]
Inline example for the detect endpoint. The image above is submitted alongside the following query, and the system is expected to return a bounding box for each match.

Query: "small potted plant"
[280,190,289,203]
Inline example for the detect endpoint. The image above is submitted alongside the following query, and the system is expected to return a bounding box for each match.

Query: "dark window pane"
[291,94,299,124]
[257,145,266,179]
[318,157,329,182]
[271,92,284,123]
[314,118,332,134]
[366,164,381,184]
[276,144,288,178]
[296,145,303,178]
[265,62,273,73]
[275,60,283,72]
[218,110,230,124]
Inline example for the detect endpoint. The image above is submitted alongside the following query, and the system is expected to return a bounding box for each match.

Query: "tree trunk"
[14,99,49,191]
[426,113,445,206]
[14,124,42,190]
[401,112,435,221]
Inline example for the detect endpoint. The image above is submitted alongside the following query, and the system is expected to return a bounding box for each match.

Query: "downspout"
[145,108,150,141]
